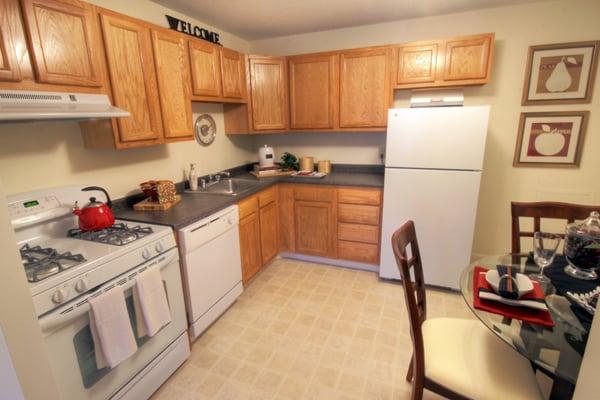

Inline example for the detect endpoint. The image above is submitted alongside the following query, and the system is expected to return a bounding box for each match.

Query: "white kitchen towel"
[88,287,137,369]
[133,267,171,337]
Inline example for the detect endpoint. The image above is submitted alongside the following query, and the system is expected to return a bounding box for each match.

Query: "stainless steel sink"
[185,178,258,196]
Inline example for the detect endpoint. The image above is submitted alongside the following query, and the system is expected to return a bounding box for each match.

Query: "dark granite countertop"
[114,164,384,231]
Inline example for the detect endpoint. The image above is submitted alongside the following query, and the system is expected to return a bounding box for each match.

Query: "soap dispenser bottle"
[189,163,198,191]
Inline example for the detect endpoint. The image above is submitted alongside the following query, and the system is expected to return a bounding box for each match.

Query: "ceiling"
[152,0,545,40]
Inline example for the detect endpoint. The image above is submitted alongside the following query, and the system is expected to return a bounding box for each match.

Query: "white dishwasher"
[178,205,243,341]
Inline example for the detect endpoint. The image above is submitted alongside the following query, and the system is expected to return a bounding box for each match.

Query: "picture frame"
[522,41,599,105]
[513,111,589,167]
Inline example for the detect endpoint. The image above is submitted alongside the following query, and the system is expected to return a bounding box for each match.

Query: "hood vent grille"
[0,90,130,121]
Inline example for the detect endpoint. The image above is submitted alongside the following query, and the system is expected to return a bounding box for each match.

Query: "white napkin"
[133,267,171,337]
[478,289,549,311]
[88,287,137,369]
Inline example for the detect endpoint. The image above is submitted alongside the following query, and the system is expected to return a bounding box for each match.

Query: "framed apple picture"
[513,111,589,167]
[522,41,599,105]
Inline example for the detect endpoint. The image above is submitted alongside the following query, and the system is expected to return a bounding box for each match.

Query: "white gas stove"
[7,186,189,400]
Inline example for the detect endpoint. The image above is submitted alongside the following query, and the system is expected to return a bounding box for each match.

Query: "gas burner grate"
[20,243,86,283]
[67,223,154,246]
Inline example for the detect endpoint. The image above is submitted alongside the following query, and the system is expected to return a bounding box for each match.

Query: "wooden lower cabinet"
[239,211,262,284]
[295,200,337,258]
[238,187,278,284]
[259,201,278,264]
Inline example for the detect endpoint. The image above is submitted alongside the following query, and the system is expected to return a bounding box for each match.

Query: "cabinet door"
[339,47,392,128]
[278,185,295,252]
[295,200,336,258]
[0,0,22,82]
[152,29,193,140]
[396,42,439,85]
[20,0,103,87]
[288,54,338,129]
[189,40,222,97]
[442,34,493,82]
[239,212,262,284]
[249,55,288,131]
[260,201,278,265]
[220,48,245,99]
[100,13,163,144]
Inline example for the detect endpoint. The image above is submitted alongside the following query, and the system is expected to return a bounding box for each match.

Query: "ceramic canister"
[299,157,314,171]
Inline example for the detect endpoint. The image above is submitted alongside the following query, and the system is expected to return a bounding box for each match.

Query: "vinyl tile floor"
[151,257,476,400]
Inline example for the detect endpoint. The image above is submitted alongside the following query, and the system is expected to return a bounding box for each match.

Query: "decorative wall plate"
[194,114,216,145]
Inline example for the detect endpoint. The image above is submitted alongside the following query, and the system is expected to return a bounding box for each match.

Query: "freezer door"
[385,106,489,170]
[379,168,482,289]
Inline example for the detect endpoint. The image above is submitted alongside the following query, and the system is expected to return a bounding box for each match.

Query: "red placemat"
[473,266,554,327]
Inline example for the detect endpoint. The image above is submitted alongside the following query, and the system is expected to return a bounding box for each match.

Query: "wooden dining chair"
[511,201,599,254]
[392,221,543,400]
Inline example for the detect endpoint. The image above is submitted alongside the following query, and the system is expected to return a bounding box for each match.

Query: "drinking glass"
[531,232,561,283]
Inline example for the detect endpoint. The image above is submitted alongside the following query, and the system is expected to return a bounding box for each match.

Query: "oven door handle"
[38,249,178,335]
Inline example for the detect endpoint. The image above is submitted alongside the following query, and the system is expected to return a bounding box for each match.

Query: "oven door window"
[72,288,157,389]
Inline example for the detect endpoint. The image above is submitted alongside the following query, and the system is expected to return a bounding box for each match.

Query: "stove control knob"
[155,242,164,253]
[142,248,151,260]
[52,288,68,304]
[75,279,89,293]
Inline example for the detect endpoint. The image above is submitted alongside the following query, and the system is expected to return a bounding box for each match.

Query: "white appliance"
[178,205,243,341]
[380,106,490,289]
[258,144,275,168]
[0,90,129,121]
[7,186,189,400]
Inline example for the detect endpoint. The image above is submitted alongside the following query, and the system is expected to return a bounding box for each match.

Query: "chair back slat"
[511,201,599,254]
[391,221,427,386]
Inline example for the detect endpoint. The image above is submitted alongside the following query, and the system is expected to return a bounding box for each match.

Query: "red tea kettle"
[72,186,115,231]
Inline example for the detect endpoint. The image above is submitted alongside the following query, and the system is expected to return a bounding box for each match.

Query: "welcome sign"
[165,15,221,45]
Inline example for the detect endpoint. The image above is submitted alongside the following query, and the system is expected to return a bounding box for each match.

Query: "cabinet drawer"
[294,186,335,202]
[338,204,380,225]
[338,240,379,264]
[238,195,258,219]
[338,187,381,205]
[258,186,276,208]
[338,223,379,244]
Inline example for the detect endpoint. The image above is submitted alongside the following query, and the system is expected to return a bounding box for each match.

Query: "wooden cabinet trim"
[20,0,103,87]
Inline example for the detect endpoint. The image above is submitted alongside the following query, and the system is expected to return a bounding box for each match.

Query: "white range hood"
[0,90,129,122]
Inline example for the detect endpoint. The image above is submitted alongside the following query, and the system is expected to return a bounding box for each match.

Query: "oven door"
[38,248,187,400]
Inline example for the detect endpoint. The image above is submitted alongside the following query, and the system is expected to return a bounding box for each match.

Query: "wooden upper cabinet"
[442,34,493,82]
[248,55,288,131]
[339,47,392,128]
[100,12,163,145]
[189,40,222,97]
[396,42,439,85]
[220,48,245,99]
[20,0,103,87]
[152,29,193,140]
[394,33,494,89]
[288,54,339,129]
[0,1,22,82]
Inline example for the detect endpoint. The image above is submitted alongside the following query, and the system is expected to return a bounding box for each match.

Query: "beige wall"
[250,0,600,256]
[0,0,256,199]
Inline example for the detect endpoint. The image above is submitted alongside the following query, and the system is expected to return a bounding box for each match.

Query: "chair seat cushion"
[422,318,543,400]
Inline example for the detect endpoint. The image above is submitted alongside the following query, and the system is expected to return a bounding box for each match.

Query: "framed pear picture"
[522,41,599,105]
[514,111,589,167]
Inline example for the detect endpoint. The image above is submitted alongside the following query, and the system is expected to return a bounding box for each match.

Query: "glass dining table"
[460,254,591,399]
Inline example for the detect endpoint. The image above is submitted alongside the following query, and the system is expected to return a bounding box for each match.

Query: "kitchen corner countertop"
[114,165,384,231]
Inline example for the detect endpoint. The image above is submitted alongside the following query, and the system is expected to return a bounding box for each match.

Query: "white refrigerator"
[379,106,490,289]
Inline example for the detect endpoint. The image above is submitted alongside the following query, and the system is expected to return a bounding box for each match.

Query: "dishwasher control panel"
[178,205,239,254]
